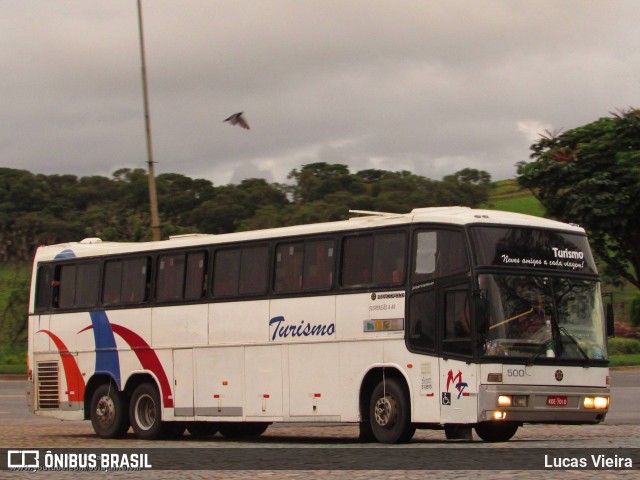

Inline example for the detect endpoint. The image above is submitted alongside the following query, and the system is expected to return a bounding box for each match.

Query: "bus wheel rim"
[96,396,115,426]
[374,395,397,428]
[135,394,156,431]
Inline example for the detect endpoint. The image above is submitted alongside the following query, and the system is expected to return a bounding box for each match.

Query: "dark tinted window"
[53,262,99,309]
[275,243,304,292]
[75,263,99,307]
[303,239,334,290]
[156,254,186,302]
[442,286,472,356]
[470,226,597,274]
[103,261,123,305]
[239,246,269,295]
[213,245,269,297]
[342,232,406,287]
[35,266,53,311]
[213,249,240,297]
[57,265,76,309]
[408,290,436,352]
[103,257,150,305]
[184,251,207,300]
[275,239,335,293]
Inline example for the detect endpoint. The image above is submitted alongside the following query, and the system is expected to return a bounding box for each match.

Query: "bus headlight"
[583,396,609,409]
[498,395,528,407]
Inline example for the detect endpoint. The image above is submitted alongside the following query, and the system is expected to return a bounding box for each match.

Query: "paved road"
[1,370,638,478]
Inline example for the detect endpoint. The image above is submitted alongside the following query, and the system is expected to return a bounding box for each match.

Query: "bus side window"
[342,236,373,287]
[56,264,76,309]
[413,230,468,281]
[75,263,99,307]
[156,254,186,302]
[239,246,269,295]
[103,257,150,305]
[213,246,268,298]
[103,260,123,305]
[213,249,240,297]
[275,243,304,292]
[122,257,150,303]
[184,251,207,300]
[303,240,334,290]
[35,265,53,311]
[408,290,436,351]
[373,232,406,285]
[442,288,472,356]
[414,231,437,279]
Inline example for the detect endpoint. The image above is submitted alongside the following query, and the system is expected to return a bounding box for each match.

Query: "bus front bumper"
[478,384,610,424]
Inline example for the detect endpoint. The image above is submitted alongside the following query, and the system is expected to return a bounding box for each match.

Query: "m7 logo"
[446,370,468,400]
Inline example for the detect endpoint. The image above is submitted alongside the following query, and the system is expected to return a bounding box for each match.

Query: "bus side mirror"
[606,303,615,337]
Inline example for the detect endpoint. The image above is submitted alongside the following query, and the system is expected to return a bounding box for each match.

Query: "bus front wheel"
[474,421,519,442]
[369,377,415,444]
[90,382,130,439]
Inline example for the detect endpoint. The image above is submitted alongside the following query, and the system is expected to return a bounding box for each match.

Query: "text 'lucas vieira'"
[544,454,633,469]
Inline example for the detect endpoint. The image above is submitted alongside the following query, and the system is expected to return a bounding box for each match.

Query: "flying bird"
[224,112,250,130]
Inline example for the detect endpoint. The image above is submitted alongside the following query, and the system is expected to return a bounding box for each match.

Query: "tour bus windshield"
[471,226,606,363]
[480,274,607,363]
[471,226,598,274]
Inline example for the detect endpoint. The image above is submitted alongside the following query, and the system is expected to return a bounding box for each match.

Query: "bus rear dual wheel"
[128,383,270,440]
[129,383,185,440]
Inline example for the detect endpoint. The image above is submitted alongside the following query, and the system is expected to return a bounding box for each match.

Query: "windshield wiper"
[558,326,591,363]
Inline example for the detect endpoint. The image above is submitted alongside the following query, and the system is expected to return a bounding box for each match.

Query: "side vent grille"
[37,361,59,409]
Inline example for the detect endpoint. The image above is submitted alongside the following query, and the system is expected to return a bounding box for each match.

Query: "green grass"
[609,354,640,368]
[483,179,546,217]
[0,363,26,374]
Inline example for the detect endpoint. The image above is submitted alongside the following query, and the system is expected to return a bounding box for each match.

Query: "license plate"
[546,395,568,406]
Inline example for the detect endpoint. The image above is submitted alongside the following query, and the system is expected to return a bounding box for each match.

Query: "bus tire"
[129,383,164,440]
[90,382,130,439]
[474,421,519,442]
[187,422,219,437]
[369,377,415,444]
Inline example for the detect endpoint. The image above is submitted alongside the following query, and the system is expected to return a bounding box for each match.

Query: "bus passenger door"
[173,349,194,416]
[438,284,477,424]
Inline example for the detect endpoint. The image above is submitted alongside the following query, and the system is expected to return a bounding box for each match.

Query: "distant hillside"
[483,178,545,217]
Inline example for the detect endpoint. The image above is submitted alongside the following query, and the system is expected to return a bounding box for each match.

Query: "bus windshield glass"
[480,274,607,362]
[471,226,597,274]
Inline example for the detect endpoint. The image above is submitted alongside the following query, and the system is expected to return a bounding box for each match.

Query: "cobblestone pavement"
[2,421,639,479]
[2,372,639,478]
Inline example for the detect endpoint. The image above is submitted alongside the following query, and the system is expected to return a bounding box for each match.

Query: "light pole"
[137,0,161,241]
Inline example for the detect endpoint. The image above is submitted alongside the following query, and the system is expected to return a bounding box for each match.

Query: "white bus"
[26,207,611,443]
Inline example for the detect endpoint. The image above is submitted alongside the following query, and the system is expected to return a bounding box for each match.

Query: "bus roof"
[33,207,584,261]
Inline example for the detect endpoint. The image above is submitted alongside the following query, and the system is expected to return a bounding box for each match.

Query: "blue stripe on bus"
[54,249,77,260]
[89,311,121,389]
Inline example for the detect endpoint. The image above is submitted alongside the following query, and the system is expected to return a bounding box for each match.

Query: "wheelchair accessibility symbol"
[442,392,451,405]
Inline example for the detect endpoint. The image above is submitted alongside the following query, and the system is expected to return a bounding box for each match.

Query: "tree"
[518,108,640,289]
[443,168,493,207]
[288,162,365,204]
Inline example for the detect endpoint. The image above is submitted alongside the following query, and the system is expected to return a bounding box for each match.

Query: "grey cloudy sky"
[2,1,639,186]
